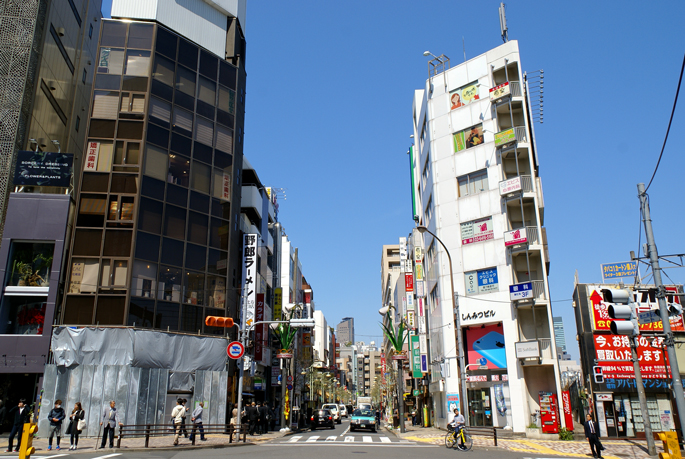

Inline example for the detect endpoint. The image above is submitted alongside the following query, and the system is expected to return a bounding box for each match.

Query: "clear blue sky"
[101,0,685,360]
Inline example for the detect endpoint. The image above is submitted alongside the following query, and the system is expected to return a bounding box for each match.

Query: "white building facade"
[411,41,563,432]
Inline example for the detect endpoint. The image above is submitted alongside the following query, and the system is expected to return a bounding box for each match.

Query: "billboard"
[453,124,484,152]
[601,261,637,280]
[14,151,73,187]
[593,334,669,379]
[461,217,493,245]
[241,234,258,328]
[450,81,480,110]
[465,323,507,369]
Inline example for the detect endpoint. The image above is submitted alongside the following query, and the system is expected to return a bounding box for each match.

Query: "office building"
[410,40,562,432]
[336,316,354,346]
[553,316,567,353]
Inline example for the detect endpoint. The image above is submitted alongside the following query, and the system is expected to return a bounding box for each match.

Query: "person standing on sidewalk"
[47,399,66,450]
[584,414,603,459]
[5,399,29,453]
[258,402,268,434]
[171,399,185,446]
[179,399,189,438]
[189,402,206,442]
[67,402,85,450]
[99,400,123,449]
[0,400,6,434]
[246,402,258,435]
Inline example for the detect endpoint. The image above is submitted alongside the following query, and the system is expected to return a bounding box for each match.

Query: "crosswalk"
[283,435,413,445]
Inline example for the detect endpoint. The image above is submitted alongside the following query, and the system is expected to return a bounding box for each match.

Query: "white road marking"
[362,436,372,443]
[288,435,303,443]
[344,436,355,442]
[380,436,391,443]
[325,436,337,441]
[306,435,320,442]
[93,454,122,459]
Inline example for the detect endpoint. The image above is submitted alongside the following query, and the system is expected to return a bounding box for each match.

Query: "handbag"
[77,418,87,431]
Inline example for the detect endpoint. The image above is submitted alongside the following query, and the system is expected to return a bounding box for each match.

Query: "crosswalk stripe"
[325,436,337,441]
[93,454,122,459]
[380,436,391,443]
[344,436,355,442]
[288,435,303,442]
[306,436,320,442]
[362,436,372,443]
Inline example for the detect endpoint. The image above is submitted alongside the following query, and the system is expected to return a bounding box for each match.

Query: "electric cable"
[645,52,685,192]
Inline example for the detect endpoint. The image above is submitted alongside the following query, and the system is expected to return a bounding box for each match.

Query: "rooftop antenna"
[499,3,509,43]
[462,37,466,62]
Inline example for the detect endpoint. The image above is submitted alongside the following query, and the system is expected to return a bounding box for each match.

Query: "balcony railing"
[510,81,521,97]
[515,126,527,143]
[539,338,554,359]
[532,280,546,300]
[525,226,539,244]
[499,174,533,195]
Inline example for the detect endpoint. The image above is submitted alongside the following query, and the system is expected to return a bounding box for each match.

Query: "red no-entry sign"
[227,341,245,359]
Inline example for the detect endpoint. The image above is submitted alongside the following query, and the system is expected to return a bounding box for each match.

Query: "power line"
[645,52,685,192]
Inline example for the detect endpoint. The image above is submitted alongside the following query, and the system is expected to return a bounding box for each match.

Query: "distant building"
[553,316,567,353]
[337,317,354,345]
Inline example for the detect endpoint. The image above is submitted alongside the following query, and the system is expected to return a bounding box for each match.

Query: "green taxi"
[350,408,377,432]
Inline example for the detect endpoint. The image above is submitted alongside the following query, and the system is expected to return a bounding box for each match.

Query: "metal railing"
[116,423,248,448]
[531,280,546,300]
[538,338,554,359]
[525,226,539,244]
[500,174,533,194]
[514,126,527,143]
[510,81,521,97]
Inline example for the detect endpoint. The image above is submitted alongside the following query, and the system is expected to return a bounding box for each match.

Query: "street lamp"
[415,225,468,425]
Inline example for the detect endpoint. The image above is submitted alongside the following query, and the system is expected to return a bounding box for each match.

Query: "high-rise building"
[0,0,102,406]
[553,316,567,353]
[337,316,354,345]
[410,40,562,432]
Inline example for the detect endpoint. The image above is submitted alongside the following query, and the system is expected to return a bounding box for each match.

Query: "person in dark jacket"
[47,399,66,450]
[5,399,30,452]
[67,402,85,450]
[584,414,603,458]
[246,402,259,435]
[258,403,269,434]
[0,400,6,434]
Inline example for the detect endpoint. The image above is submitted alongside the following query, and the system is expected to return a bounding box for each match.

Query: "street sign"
[227,341,244,359]
[510,282,533,300]
[638,310,661,325]
[287,384,293,391]
[287,375,293,383]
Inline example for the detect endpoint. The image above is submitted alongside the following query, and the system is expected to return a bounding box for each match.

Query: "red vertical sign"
[561,390,574,431]
[255,294,265,362]
[405,273,414,292]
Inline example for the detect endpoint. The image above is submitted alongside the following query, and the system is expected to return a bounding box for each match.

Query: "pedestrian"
[268,405,276,431]
[230,407,238,426]
[171,398,185,446]
[585,414,603,458]
[5,399,29,452]
[47,399,66,450]
[67,402,85,450]
[189,401,206,442]
[180,399,189,438]
[259,402,268,434]
[247,402,259,435]
[0,400,6,434]
[99,400,123,449]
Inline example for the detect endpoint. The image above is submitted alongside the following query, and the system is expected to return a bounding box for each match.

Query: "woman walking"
[67,402,85,450]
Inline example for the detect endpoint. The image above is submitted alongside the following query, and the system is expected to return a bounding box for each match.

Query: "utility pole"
[630,337,656,456]
[397,359,406,433]
[637,182,685,442]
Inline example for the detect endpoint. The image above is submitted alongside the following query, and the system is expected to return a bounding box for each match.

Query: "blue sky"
[101,0,685,359]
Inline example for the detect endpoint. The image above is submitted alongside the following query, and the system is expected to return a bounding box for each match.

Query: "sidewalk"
[0,428,288,454]
[384,423,667,459]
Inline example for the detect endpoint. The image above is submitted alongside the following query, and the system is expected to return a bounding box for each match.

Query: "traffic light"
[603,288,639,336]
[592,366,604,384]
[205,316,234,327]
[666,301,683,317]
[19,422,38,459]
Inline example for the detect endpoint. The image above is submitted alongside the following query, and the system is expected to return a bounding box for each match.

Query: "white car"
[322,404,342,424]
[338,404,348,418]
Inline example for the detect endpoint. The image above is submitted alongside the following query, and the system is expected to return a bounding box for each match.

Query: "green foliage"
[274,322,297,350]
[558,427,574,441]
[380,320,407,353]
[527,422,539,429]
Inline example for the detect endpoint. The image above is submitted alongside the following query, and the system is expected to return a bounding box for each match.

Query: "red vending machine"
[539,391,559,434]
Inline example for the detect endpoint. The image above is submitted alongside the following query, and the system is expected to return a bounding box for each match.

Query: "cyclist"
[448,408,466,448]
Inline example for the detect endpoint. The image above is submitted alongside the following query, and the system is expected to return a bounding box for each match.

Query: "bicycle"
[445,425,473,451]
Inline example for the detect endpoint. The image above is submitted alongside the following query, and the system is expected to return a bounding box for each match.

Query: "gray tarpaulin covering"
[52,327,228,371]
[168,371,195,392]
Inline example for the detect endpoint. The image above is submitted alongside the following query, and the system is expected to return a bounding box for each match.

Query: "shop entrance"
[467,389,493,426]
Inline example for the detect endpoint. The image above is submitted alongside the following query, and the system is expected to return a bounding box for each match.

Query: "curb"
[0,442,254,455]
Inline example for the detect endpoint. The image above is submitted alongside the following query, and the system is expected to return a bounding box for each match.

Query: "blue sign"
[509,282,533,300]
[478,268,498,293]
[601,261,637,280]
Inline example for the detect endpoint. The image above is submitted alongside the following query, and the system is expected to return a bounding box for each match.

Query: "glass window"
[161,238,183,266]
[164,204,186,240]
[176,65,196,96]
[0,296,47,335]
[152,54,175,87]
[457,169,488,197]
[181,304,203,333]
[194,117,213,146]
[117,121,144,139]
[155,301,179,330]
[149,96,171,126]
[464,268,499,295]
[128,298,154,327]
[189,191,209,214]
[207,275,226,309]
[63,296,94,325]
[183,271,204,305]
[127,22,153,49]
[168,154,190,187]
[110,174,137,193]
[207,249,227,275]
[97,48,124,74]
[89,119,116,138]
[72,229,102,256]
[185,243,206,271]
[77,194,106,227]
[172,107,193,136]
[187,211,208,245]
[214,125,232,154]
[100,258,128,288]
[218,86,235,114]
[103,230,132,256]
[193,142,212,164]
[158,266,182,302]
[5,242,54,287]
[171,132,192,156]
[113,142,140,170]
[191,161,210,194]
[219,60,236,89]
[92,91,119,118]
[214,150,232,169]
[68,258,99,293]
[141,176,165,200]
[138,197,163,234]
[135,232,160,262]
[124,50,151,76]
[95,296,126,325]
[146,123,169,149]
[107,196,135,222]
[101,21,126,47]
[197,76,216,105]
[144,144,168,181]
[95,74,120,90]
[120,92,146,115]
[166,183,188,207]
[132,261,157,298]
[199,50,217,79]
[155,27,177,60]
[81,173,109,192]
[209,217,228,250]
[178,40,198,70]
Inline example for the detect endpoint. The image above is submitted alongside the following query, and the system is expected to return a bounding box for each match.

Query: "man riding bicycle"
[448,408,466,448]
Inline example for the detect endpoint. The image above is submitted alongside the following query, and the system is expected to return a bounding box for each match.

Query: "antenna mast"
[499,3,509,43]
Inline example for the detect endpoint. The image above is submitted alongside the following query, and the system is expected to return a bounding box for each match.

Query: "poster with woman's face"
[449,81,480,110]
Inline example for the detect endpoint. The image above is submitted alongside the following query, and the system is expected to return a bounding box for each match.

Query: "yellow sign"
[274,288,282,320]
[657,432,681,459]
[284,391,290,421]
[461,84,478,102]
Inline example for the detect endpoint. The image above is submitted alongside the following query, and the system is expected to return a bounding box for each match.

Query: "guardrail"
[116,423,248,448]
[466,426,500,446]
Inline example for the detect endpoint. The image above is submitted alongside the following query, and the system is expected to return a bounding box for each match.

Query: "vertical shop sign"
[562,390,574,431]
[241,234,257,328]
[84,142,99,171]
[255,293,265,362]
[411,335,422,377]
[273,287,282,321]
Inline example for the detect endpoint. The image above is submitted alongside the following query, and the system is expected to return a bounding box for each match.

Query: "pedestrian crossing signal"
[593,366,604,384]
[19,422,38,459]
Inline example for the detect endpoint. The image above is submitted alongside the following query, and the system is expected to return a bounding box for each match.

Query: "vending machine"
[539,391,559,434]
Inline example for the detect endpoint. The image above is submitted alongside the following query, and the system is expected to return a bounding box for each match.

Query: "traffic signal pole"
[638,182,685,444]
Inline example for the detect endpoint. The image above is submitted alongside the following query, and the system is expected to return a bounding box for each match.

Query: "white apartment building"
[411,40,562,432]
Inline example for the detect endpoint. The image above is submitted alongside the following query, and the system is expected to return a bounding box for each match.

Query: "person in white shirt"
[171,399,185,446]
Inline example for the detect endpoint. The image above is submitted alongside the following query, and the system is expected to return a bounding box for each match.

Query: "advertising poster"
[465,323,507,369]
[14,151,73,187]
[593,334,669,379]
[465,268,499,295]
[273,287,282,321]
[453,124,484,153]
[447,393,460,415]
[450,81,480,110]
[461,216,494,245]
